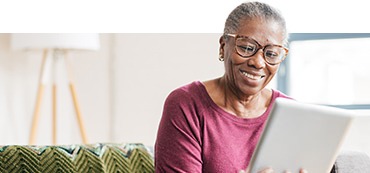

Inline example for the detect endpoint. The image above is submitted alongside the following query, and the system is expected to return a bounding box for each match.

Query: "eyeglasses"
[225,34,289,65]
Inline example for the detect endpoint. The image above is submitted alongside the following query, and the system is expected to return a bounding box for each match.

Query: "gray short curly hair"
[224,1,288,44]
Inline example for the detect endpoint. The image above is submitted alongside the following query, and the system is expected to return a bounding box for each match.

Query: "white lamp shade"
[10,33,100,51]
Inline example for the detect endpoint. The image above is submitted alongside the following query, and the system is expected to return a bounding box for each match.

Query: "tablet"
[247,98,354,173]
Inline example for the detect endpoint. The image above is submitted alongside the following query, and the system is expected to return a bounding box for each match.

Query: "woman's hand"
[239,167,273,173]
[258,167,273,173]
[240,167,308,173]
[284,168,307,173]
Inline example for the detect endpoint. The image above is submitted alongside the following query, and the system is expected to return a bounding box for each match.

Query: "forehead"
[236,18,285,45]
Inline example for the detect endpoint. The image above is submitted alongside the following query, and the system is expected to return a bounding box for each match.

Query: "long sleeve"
[155,89,203,173]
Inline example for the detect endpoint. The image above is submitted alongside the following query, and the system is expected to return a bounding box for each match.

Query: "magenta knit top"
[155,81,289,173]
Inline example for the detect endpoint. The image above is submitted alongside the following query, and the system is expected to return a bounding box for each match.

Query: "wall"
[111,34,224,146]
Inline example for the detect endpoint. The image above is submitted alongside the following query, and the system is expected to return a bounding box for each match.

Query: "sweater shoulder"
[272,89,293,100]
[166,81,204,103]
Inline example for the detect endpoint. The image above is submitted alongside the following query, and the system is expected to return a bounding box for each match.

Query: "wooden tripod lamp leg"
[69,84,88,144]
[29,85,45,145]
[52,53,58,145]
[52,83,57,145]
[29,49,48,145]
[64,52,88,144]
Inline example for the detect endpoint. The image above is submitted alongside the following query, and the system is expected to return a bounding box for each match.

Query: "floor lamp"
[10,33,100,145]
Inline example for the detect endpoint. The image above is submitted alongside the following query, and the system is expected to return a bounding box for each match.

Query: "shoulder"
[162,81,207,126]
[264,89,293,114]
[267,89,294,107]
[164,81,212,116]
[166,81,205,103]
[272,89,293,100]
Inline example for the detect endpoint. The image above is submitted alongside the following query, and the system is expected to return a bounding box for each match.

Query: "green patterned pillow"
[0,143,154,173]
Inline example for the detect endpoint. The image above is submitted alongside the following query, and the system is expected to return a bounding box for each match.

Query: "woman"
[155,2,307,173]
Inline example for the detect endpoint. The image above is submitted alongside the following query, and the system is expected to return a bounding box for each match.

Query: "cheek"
[223,45,246,75]
[224,55,241,71]
[224,58,234,74]
[266,65,279,77]
[224,49,245,66]
[224,58,239,80]
[223,48,236,72]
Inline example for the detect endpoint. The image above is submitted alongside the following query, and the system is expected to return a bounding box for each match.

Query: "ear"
[219,35,226,56]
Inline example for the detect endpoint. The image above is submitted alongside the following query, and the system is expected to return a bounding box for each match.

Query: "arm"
[155,90,203,173]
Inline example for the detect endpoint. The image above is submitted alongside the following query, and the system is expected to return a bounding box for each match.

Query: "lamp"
[11,33,100,145]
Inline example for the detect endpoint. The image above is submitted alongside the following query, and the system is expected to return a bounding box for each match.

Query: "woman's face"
[220,18,286,96]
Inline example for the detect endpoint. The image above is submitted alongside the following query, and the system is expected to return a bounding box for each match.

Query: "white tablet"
[247,98,354,173]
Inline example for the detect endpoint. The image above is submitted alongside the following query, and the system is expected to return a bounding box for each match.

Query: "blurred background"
[0,0,369,155]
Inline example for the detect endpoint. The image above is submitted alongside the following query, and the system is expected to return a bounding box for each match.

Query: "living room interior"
[1,33,370,151]
[1,0,370,172]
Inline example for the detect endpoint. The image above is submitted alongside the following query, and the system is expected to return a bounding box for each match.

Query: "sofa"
[333,150,370,173]
[0,142,369,173]
[0,143,154,173]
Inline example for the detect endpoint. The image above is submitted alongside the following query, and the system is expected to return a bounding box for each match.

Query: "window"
[278,33,370,109]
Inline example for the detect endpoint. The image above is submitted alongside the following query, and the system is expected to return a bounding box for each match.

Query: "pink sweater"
[155,81,289,173]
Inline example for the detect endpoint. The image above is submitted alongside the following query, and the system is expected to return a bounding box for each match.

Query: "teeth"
[242,71,262,80]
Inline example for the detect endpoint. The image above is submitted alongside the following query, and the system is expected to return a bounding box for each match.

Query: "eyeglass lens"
[235,37,286,64]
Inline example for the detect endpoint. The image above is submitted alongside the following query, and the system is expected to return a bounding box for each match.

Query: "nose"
[247,49,266,69]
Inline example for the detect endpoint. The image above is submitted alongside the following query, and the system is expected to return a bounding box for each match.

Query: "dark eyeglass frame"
[225,33,289,65]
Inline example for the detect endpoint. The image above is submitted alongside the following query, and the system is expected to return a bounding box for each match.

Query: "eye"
[239,45,254,51]
[235,37,261,57]
[265,50,279,58]
[238,44,256,54]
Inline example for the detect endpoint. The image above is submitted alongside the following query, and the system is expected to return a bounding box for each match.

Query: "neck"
[218,77,264,118]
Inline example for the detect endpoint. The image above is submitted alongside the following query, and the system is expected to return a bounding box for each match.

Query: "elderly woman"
[155,2,308,173]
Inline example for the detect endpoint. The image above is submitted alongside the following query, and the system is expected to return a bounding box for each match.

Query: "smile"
[241,71,265,80]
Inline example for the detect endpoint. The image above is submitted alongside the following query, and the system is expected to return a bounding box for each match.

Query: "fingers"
[284,168,308,173]
[258,167,274,173]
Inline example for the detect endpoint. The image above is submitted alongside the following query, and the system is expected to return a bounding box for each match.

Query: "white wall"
[111,34,224,146]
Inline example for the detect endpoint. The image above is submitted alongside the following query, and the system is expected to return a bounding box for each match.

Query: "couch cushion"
[334,150,370,173]
[0,143,154,173]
